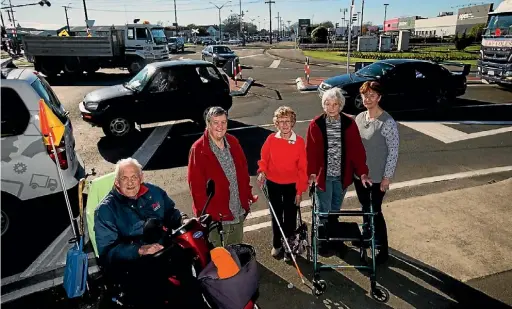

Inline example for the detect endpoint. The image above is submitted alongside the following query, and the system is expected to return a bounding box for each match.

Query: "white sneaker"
[271,247,282,258]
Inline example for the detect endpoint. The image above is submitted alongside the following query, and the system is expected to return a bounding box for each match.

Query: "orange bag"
[210,247,240,279]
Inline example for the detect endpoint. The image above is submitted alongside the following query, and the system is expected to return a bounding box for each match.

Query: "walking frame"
[309,182,390,303]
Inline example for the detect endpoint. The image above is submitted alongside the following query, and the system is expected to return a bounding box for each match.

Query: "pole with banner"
[38,99,79,240]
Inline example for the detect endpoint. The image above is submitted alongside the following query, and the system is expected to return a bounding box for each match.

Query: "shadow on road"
[46,72,130,87]
[386,98,512,122]
[96,120,273,176]
[1,187,79,279]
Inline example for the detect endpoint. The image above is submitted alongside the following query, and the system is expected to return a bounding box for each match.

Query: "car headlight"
[85,101,99,111]
[319,82,333,91]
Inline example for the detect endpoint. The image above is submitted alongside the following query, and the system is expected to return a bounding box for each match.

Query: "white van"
[1,66,85,244]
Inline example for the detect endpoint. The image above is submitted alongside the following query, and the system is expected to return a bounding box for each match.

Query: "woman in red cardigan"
[257,106,308,262]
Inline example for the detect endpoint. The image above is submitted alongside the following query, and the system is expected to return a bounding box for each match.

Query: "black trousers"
[353,179,389,252]
[267,180,298,249]
[106,252,208,308]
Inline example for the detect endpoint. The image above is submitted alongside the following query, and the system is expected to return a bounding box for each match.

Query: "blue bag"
[63,236,88,298]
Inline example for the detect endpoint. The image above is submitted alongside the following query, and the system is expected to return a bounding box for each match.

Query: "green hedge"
[336,51,477,61]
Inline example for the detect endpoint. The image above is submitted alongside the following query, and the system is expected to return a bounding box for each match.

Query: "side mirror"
[206,179,215,198]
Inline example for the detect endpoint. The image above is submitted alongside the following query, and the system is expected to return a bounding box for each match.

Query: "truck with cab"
[22,22,169,77]
[477,0,512,86]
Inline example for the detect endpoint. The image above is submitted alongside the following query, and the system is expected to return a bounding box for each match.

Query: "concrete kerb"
[296,77,320,91]
[265,48,352,68]
[230,77,255,96]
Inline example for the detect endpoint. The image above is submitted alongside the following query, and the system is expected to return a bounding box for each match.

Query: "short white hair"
[321,88,345,111]
[115,158,143,180]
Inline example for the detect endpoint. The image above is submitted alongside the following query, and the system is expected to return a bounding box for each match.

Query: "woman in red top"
[257,106,308,262]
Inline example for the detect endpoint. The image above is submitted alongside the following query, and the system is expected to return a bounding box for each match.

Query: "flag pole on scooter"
[38,99,79,240]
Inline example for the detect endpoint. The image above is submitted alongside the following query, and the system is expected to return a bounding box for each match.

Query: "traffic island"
[230,77,254,96]
[296,77,324,92]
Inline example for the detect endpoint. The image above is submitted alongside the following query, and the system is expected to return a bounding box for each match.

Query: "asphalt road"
[2,46,512,308]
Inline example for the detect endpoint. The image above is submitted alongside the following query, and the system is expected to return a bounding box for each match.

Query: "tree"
[222,14,241,36]
[187,24,198,30]
[311,26,328,43]
[318,21,334,29]
[156,20,164,26]
[453,31,472,50]
[469,23,485,41]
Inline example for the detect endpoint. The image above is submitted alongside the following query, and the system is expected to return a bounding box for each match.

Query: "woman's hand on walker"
[295,194,302,206]
[360,174,373,188]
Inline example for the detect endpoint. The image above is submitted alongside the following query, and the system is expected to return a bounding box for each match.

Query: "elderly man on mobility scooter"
[94,158,208,308]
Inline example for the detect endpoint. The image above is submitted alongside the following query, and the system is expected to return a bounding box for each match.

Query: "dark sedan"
[201,45,237,67]
[318,59,469,114]
[79,60,232,138]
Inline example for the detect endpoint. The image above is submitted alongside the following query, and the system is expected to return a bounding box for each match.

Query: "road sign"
[298,19,310,27]
[58,29,69,37]
[86,20,95,28]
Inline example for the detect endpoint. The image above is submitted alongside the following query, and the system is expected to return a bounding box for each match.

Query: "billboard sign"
[298,19,310,36]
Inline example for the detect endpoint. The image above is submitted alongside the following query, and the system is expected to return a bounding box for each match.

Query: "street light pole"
[347,0,354,74]
[360,0,364,35]
[211,1,231,41]
[265,0,275,44]
[173,0,178,36]
[82,0,88,26]
[383,3,389,33]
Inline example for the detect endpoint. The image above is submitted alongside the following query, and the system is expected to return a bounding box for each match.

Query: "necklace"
[364,110,383,128]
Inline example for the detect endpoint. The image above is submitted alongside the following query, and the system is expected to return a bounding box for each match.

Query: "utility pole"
[63,5,70,32]
[347,0,354,74]
[239,0,242,42]
[8,0,15,28]
[1,9,5,29]
[82,0,89,25]
[383,3,389,33]
[360,0,364,35]
[265,0,274,44]
[275,12,279,40]
[174,0,178,36]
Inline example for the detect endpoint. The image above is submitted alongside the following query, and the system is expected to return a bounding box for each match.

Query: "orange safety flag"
[38,99,65,145]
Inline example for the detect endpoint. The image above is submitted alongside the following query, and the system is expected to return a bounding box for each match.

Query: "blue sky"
[2,0,503,30]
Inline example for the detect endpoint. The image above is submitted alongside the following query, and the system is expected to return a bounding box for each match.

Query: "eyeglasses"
[119,175,140,183]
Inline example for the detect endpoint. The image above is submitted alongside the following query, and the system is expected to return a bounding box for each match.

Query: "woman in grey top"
[354,81,400,264]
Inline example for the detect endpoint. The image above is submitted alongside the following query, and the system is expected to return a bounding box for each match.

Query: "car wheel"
[128,60,144,75]
[1,194,20,239]
[102,116,134,138]
[194,107,213,128]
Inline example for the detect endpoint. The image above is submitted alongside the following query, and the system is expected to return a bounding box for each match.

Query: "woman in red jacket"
[306,88,372,253]
[257,106,308,262]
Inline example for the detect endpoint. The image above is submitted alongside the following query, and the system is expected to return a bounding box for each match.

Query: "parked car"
[201,45,237,67]
[1,64,85,249]
[79,60,233,137]
[318,59,469,114]
[202,38,216,46]
[168,36,184,53]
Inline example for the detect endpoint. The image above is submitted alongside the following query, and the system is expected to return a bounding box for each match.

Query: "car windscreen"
[168,38,177,43]
[356,62,394,78]
[212,46,231,54]
[125,66,155,92]
[151,28,167,44]
[484,14,512,36]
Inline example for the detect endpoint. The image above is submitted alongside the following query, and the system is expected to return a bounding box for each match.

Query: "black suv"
[79,60,232,137]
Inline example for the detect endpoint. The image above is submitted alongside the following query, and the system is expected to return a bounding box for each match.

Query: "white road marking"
[245,165,512,224]
[132,123,175,168]
[269,59,281,68]
[18,226,71,279]
[239,54,264,59]
[400,122,512,143]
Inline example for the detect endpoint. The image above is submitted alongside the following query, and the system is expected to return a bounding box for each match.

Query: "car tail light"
[47,142,68,170]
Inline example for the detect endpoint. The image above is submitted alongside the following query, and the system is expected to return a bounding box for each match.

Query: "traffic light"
[352,14,358,22]
[335,23,339,28]
[38,0,51,6]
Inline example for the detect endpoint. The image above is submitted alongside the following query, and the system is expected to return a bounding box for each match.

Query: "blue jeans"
[315,176,347,221]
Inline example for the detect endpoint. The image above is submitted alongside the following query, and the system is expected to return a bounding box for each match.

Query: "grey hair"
[321,88,345,111]
[205,106,228,124]
[115,157,143,180]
